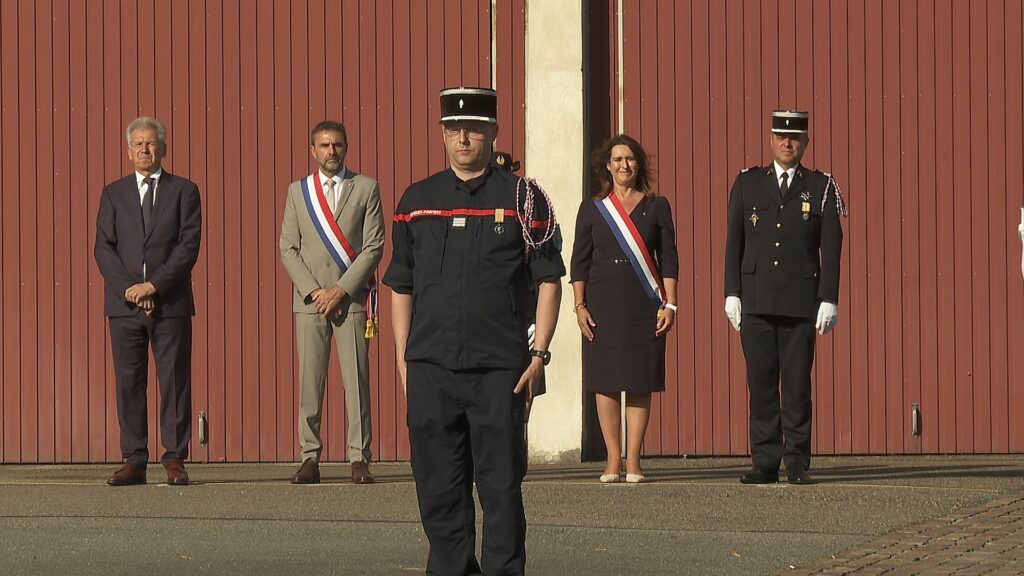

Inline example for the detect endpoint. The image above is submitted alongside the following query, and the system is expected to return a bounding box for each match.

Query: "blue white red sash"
[300,173,379,338]
[593,195,665,306]
[300,174,357,273]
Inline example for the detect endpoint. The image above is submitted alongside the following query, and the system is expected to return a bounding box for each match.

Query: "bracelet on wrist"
[573,302,587,312]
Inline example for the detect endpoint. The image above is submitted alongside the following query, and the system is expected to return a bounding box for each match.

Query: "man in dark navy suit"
[724,110,845,486]
[95,116,202,486]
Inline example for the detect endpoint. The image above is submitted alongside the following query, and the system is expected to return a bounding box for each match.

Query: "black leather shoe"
[787,465,814,485]
[740,467,779,484]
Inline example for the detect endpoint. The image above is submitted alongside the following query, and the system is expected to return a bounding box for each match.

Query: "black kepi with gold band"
[771,109,809,134]
[440,87,498,123]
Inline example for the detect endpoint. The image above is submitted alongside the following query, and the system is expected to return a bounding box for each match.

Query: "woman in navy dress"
[570,134,679,483]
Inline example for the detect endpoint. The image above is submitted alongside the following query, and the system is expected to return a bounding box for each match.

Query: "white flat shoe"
[625,473,645,484]
[599,473,621,483]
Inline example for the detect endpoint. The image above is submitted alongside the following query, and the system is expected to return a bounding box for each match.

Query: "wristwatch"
[529,349,551,366]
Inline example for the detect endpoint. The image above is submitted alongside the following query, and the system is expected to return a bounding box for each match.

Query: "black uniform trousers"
[740,313,816,471]
[109,313,192,467]
[407,361,528,576]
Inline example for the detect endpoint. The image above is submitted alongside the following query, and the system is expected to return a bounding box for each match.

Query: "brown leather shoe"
[164,459,190,486]
[291,459,320,484]
[106,463,147,486]
[351,460,375,484]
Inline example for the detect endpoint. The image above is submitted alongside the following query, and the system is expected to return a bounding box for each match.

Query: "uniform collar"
[451,166,492,195]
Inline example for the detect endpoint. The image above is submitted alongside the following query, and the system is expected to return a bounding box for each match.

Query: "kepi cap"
[771,110,809,134]
[440,87,497,124]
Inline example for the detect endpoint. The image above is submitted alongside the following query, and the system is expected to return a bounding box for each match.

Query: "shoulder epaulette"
[740,166,759,174]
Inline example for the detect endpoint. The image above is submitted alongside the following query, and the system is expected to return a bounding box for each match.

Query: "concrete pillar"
[522,0,585,463]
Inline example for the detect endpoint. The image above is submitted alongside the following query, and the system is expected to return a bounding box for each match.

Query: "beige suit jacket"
[279,169,385,313]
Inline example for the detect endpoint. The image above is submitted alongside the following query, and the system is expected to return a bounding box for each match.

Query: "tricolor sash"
[593,195,665,306]
[300,173,379,338]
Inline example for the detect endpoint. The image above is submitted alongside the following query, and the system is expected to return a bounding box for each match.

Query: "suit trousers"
[295,308,372,463]
[109,313,192,467]
[407,361,528,576]
[740,313,816,471]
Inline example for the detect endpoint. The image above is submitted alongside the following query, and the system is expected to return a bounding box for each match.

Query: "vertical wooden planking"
[934,0,957,453]
[255,0,277,462]
[1006,0,1024,453]
[829,0,853,454]
[899,0,922,454]
[53,0,72,462]
[67,0,88,463]
[708,0,729,455]
[690,0,712,455]
[846,0,870,454]
[19,0,40,463]
[36,0,56,463]
[85,0,107,463]
[621,0,640,134]
[1,0,20,462]
[273,0,295,463]
[917,0,940,453]
[777,0,795,106]
[674,0,697,455]
[655,0,679,457]
[881,0,904,454]
[187,0,209,464]
[968,0,992,453]
[987,0,1009,453]
[222,0,243,462]
[206,0,227,462]
[951,0,973,453]
[864,0,887,454]
[238,0,259,462]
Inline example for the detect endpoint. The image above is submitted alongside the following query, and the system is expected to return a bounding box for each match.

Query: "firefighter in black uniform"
[724,110,846,486]
[383,87,564,576]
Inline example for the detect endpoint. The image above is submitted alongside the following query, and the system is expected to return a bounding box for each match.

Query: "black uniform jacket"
[724,164,842,319]
[94,171,203,318]
[383,167,565,371]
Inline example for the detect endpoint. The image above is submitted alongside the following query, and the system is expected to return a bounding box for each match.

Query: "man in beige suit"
[280,121,385,484]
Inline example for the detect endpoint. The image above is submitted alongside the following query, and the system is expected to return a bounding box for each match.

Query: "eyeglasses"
[442,126,489,141]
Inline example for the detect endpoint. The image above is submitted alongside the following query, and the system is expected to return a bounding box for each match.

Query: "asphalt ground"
[1,455,1022,575]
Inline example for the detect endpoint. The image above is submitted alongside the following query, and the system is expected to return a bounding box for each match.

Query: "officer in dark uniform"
[723,110,846,486]
[383,87,564,576]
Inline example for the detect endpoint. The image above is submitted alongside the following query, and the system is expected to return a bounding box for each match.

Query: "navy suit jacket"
[94,170,202,318]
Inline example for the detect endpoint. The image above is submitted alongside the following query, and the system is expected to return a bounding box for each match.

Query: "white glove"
[724,296,742,332]
[815,302,838,335]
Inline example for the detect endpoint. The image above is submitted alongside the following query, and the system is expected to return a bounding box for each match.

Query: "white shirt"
[773,161,796,190]
[319,168,346,213]
[135,168,163,205]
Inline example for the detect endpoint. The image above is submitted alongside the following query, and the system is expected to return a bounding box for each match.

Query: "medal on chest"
[493,208,505,235]
[800,191,811,220]
[749,207,759,228]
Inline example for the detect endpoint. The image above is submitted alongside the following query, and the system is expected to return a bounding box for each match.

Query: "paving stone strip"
[783,494,1024,575]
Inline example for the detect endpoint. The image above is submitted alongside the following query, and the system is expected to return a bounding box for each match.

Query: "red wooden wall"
[0,0,526,463]
[609,0,1024,456]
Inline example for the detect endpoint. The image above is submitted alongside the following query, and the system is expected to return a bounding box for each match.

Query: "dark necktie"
[779,171,789,199]
[142,177,155,234]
